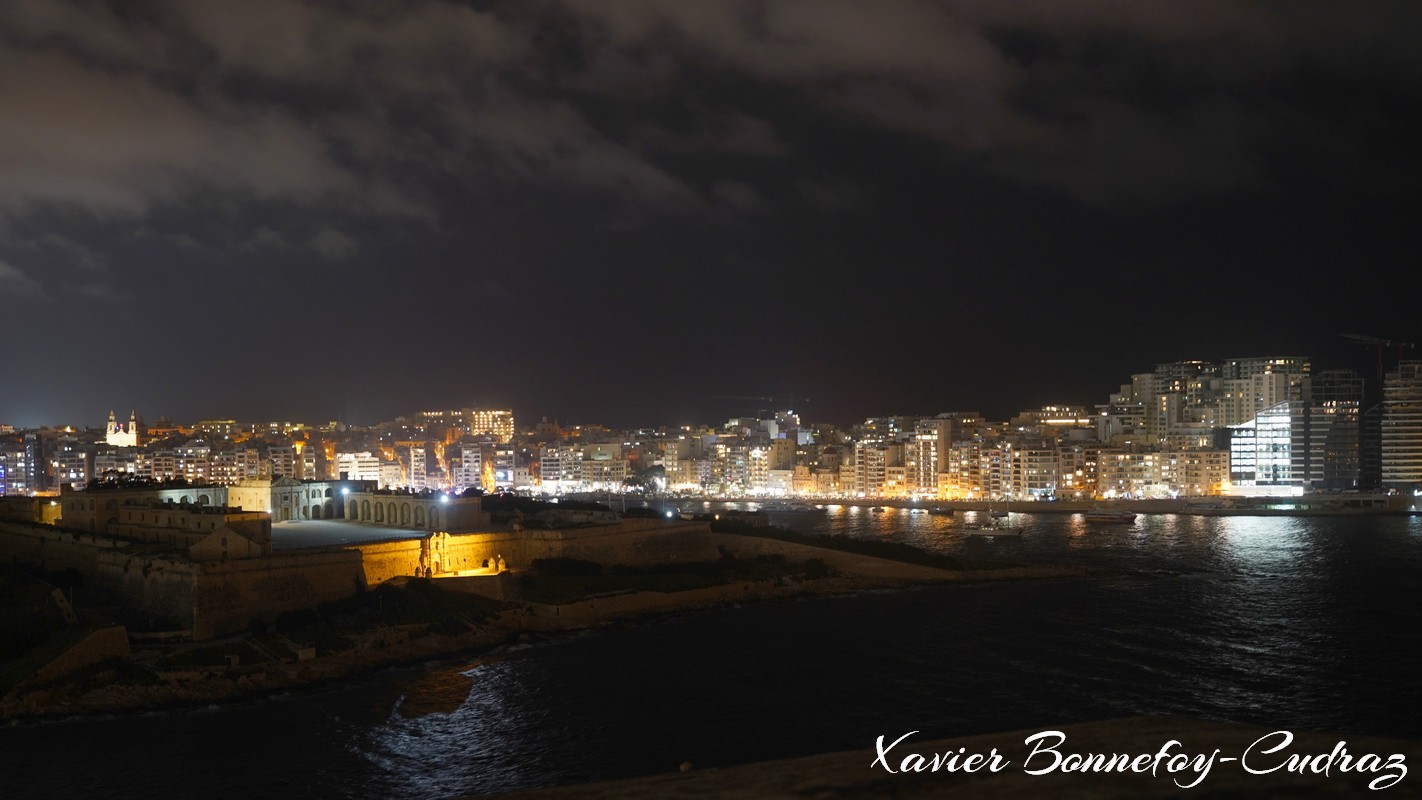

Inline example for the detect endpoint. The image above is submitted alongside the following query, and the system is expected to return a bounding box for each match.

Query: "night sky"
[2,1,1418,428]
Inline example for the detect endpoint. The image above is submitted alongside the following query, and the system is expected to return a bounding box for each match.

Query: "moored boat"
[1083,507,1136,523]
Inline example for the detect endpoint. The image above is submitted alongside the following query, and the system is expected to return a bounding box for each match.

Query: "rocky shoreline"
[3,560,1088,721]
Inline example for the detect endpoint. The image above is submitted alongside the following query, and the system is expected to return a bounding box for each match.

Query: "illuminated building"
[538,445,580,494]
[1228,402,1298,495]
[228,476,346,522]
[344,490,489,531]
[1098,450,1162,498]
[393,443,428,490]
[379,460,402,489]
[93,446,139,478]
[419,408,516,444]
[336,451,382,483]
[105,410,142,447]
[1298,370,1363,490]
[852,440,902,496]
[49,435,91,490]
[1168,449,1230,496]
[267,444,297,478]
[1381,361,1422,491]
[211,448,262,485]
[0,444,26,494]
[911,418,950,497]
[714,442,750,491]
[1008,444,1059,500]
[492,444,516,489]
[747,439,794,493]
[193,419,238,438]
[578,457,627,492]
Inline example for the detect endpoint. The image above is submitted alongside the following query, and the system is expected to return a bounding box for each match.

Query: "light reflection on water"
[2,511,1419,800]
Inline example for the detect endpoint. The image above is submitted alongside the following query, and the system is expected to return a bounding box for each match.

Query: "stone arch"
[197,494,210,506]
[301,505,310,519]
[324,501,334,518]
[311,504,322,520]
[325,488,334,498]
[428,508,439,530]
[414,506,425,527]
[387,502,397,524]
[400,503,411,526]
[374,502,384,522]
[181,495,192,504]
[361,500,371,521]
[348,502,357,520]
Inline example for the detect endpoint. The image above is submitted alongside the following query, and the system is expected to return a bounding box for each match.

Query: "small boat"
[871,506,886,513]
[928,507,954,516]
[1083,507,1136,523]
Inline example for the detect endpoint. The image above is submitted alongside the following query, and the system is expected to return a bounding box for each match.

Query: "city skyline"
[8,349,1422,500]
[0,345,1407,431]
[1,2,1419,429]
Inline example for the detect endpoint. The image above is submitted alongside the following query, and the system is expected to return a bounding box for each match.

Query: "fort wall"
[712,532,958,581]
[0,521,124,573]
[0,519,722,640]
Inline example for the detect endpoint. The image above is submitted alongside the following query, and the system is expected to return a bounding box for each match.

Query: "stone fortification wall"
[1,521,366,640]
[442,520,720,570]
[189,551,366,639]
[0,521,127,573]
[352,520,720,584]
[522,579,778,630]
[353,539,427,584]
[9,626,131,697]
[0,496,59,525]
[546,520,721,566]
[93,551,199,631]
[92,549,367,639]
[711,532,956,581]
[2,519,722,641]
[429,573,513,601]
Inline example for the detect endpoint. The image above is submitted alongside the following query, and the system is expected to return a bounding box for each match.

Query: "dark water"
[4,511,1421,799]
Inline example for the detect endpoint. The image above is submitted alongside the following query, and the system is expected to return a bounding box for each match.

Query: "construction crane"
[1341,333,1417,379]
[711,395,810,415]
[711,395,810,405]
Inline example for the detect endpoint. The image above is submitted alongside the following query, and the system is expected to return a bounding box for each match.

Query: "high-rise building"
[335,451,382,483]
[465,409,515,444]
[1381,361,1422,492]
[1300,370,1364,490]
[49,435,91,490]
[1229,402,1297,494]
[911,418,951,497]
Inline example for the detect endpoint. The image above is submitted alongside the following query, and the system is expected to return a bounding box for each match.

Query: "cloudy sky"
[2,0,1418,428]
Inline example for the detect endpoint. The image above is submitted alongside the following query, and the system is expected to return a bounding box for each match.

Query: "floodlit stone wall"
[0,518,721,640]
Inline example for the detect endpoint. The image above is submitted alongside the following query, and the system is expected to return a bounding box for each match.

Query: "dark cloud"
[0,259,46,297]
[0,0,1419,426]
